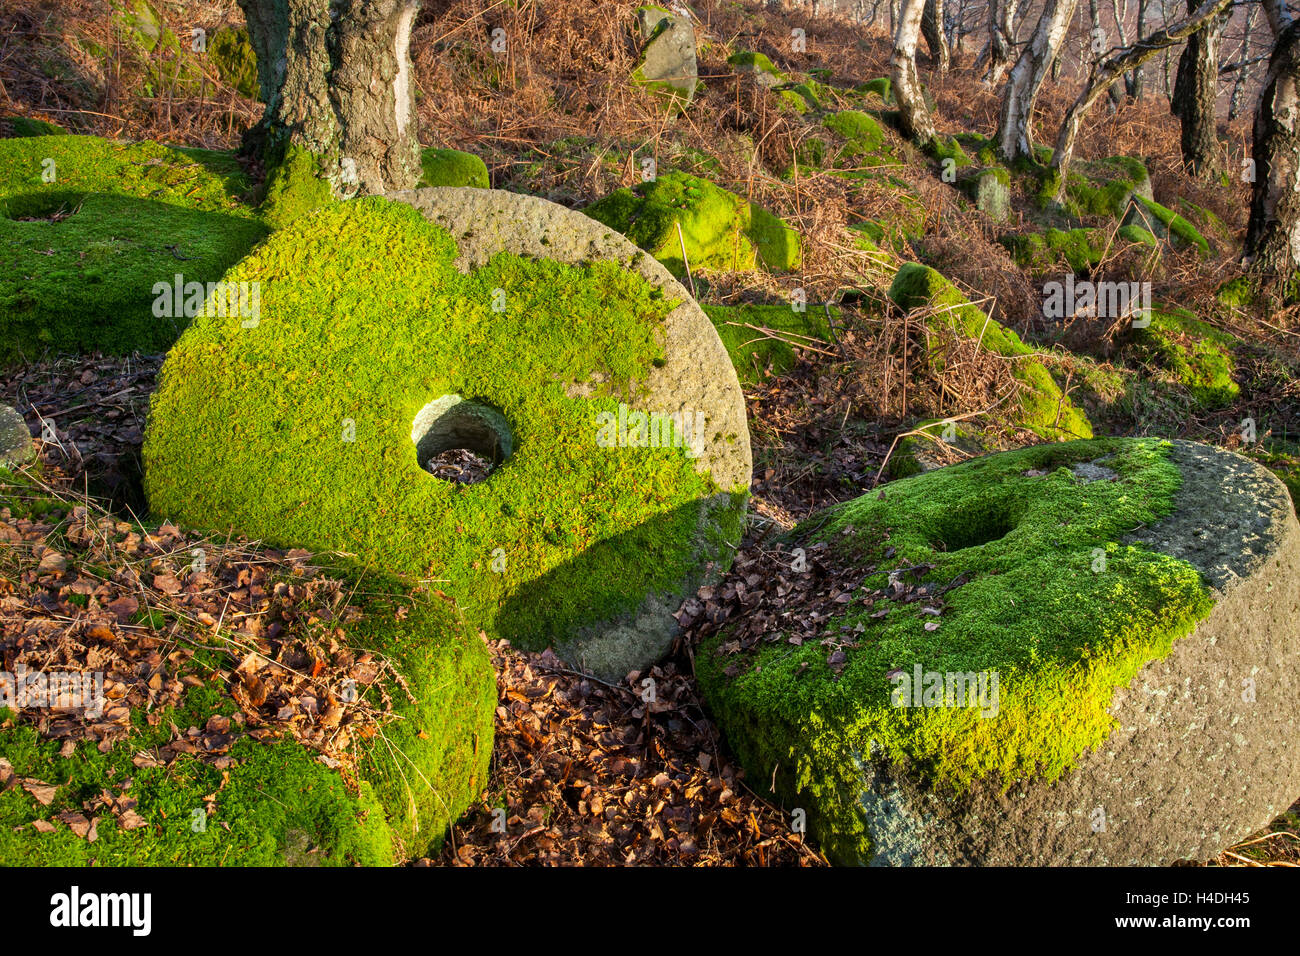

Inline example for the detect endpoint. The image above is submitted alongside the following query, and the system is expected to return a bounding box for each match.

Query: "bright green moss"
[1132,196,1209,256]
[1118,223,1158,246]
[1216,276,1254,308]
[144,197,741,655]
[259,145,334,229]
[926,137,971,169]
[0,135,257,218]
[821,110,885,163]
[855,77,894,104]
[0,474,493,864]
[1044,227,1108,272]
[584,171,801,276]
[209,26,260,99]
[0,135,268,365]
[702,302,832,384]
[418,147,490,189]
[727,50,784,80]
[697,437,1213,864]
[3,117,66,137]
[1132,307,1238,409]
[1061,156,1150,218]
[889,263,1092,440]
[999,232,1051,271]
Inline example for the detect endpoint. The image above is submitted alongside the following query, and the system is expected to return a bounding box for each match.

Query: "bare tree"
[238,0,423,197]
[996,0,1082,161]
[1047,0,1236,197]
[1245,0,1300,281]
[893,0,941,142]
[1173,0,1232,176]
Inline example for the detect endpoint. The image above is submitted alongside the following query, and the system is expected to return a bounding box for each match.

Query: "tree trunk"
[995,0,1081,162]
[893,0,939,143]
[1246,20,1300,281]
[1173,0,1228,177]
[922,0,951,71]
[237,0,422,197]
[983,0,1018,84]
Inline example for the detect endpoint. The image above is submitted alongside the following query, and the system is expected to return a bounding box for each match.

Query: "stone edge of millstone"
[387,187,751,680]
[0,403,34,470]
[839,440,1300,865]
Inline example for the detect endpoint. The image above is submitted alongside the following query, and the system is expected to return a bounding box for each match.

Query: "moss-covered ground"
[697,437,1213,864]
[702,302,832,384]
[144,197,743,654]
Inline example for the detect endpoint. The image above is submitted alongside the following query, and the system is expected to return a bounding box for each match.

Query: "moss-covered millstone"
[888,263,1092,440]
[0,403,33,469]
[0,135,267,364]
[144,188,751,681]
[584,171,801,278]
[698,438,1300,865]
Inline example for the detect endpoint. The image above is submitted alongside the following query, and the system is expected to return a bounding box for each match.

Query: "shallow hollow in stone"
[412,395,513,483]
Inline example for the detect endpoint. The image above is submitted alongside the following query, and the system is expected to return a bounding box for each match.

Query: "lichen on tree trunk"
[237,0,422,198]
[1246,21,1300,283]
[922,0,950,73]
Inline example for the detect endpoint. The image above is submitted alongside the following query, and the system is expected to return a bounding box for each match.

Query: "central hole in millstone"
[412,395,513,485]
[931,500,1017,552]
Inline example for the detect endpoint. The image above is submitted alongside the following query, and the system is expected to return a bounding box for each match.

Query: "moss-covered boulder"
[958,167,1010,222]
[0,135,268,365]
[144,189,751,681]
[1123,196,1210,256]
[584,171,801,278]
[701,302,833,385]
[418,147,490,189]
[888,263,1092,440]
[1058,156,1153,219]
[698,438,1300,864]
[208,26,259,99]
[633,6,700,105]
[0,403,33,469]
[1128,307,1238,409]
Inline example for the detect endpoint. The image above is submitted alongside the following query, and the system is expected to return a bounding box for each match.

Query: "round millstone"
[144,188,751,681]
[0,403,33,469]
[697,438,1300,865]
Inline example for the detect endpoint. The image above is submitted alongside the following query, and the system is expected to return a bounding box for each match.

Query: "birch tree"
[922,0,952,70]
[1172,0,1232,176]
[237,0,424,197]
[892,0,940,142]
[995,0,1082,162]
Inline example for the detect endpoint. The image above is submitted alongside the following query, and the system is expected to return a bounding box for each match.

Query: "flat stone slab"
[698,438,1300,865]
[146,188,751,682]
[0,403,33,469]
